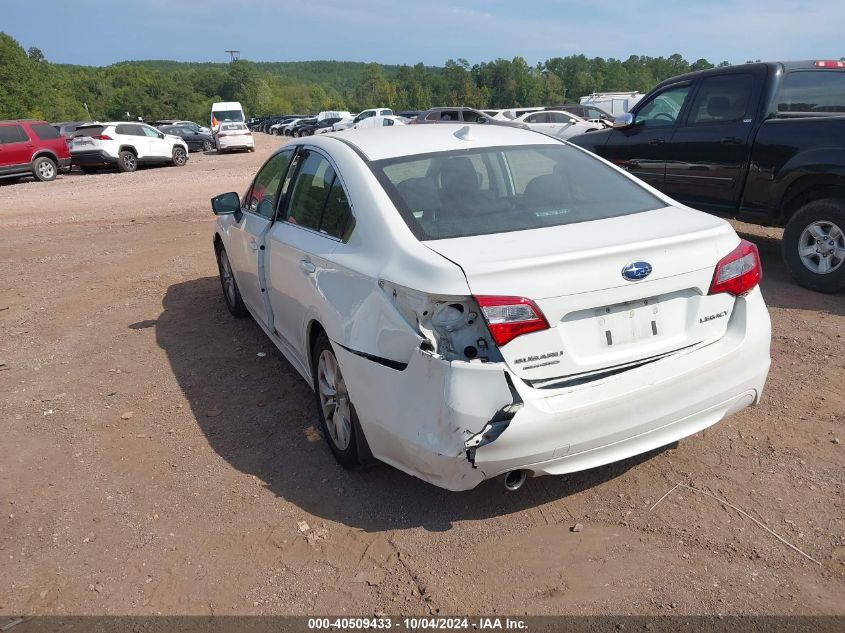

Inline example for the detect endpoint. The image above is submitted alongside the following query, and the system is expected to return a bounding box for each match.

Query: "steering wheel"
[653,112,675,122]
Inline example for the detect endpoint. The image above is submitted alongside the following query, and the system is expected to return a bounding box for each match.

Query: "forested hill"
[1,32,728,122]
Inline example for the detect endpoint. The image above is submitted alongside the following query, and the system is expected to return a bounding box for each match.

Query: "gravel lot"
[0,133,843,616]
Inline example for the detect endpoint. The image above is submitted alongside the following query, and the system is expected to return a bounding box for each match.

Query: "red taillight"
[92,134,112,140]
[708,239,762,296]
[814,60,845,68]
[475,295,550,346]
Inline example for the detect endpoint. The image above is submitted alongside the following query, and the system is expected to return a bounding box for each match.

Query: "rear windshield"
[214,110,244,122]
[73,126,106,138]
[221,123,246,131]
[31,123,61,140]
[776,70,845,113]
[374,144,663,240]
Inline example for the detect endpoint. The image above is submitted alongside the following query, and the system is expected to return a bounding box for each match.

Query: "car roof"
[319,123,560,161]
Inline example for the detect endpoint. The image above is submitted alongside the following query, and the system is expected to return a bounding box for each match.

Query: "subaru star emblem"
[621,261,652,281]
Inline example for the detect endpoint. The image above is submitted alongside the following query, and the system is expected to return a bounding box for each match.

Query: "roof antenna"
[454,125,473,141]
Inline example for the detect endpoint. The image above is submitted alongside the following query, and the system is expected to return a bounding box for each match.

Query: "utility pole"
[225,50,241,62]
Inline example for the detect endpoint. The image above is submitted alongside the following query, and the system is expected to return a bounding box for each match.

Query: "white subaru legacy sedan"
[210,124,771,491]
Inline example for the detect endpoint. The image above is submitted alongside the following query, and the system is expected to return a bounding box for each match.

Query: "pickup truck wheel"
[32,157,57,182]
[216,246,248,317]
[117,150,137,173]
[783,199,845,293]
[312,332,361,468]
[171,146,187,166]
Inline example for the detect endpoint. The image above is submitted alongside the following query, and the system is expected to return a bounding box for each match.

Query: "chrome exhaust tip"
[503,469,528,492]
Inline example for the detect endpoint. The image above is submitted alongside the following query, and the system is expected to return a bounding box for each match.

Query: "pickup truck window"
[776,70,845,113]
[687,74,753,124]
[635,85,691,127]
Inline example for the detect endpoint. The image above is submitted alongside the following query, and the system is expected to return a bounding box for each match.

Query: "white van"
[210,102,246,132]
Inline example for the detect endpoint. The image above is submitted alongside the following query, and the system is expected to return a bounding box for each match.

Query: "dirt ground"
[1,133,843,617]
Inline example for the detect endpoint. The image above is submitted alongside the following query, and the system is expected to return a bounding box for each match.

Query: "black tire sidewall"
[311,333,360,467]
[216,246,248,317]
[782,199,845,293]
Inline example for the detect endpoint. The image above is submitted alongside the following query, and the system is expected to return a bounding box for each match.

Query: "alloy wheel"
[37,160,55,180]
[798,220,845,274]
[317,350,352,451]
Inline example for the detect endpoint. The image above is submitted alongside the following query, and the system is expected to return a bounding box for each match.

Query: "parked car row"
[251,105,609,141]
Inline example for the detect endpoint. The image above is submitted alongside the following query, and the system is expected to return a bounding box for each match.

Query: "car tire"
[117,150,137,173]
[171,146,187,167]
[32,157,57,182]
[216,245,248,318]
[783,199,845,293]
[203,140,214,152]
[312,332,362,469]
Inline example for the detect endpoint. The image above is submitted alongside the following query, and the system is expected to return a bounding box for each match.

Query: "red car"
[0,119,71,183]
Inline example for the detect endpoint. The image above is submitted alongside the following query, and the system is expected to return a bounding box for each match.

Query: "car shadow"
[738,231,845,315]
[155,276,671,532]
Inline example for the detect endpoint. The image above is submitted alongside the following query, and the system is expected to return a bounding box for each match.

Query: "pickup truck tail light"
[708,239,762,296]
[475,295,550,346]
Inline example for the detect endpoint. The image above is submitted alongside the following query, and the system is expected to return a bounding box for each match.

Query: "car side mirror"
[612,113,634,129]
[158,132,165,139]
[211,192,240,215]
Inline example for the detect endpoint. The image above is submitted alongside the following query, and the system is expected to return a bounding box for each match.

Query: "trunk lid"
[424,206,740,383]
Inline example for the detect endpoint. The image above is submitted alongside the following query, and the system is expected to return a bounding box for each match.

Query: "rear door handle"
[647,138,665,146]
[299,259,316,274]
[721,136,742,145]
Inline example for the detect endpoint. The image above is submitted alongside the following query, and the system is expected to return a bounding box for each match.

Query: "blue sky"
[4,0,844,66]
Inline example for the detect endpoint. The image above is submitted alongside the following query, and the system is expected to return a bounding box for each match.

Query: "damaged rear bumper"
[334,288,771,491]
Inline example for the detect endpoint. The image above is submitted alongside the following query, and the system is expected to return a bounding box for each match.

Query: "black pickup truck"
[569,60,845,293]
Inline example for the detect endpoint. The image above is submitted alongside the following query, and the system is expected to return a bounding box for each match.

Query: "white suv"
[69,122,189,173]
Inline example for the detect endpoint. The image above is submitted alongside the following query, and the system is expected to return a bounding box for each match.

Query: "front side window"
[687,74,753,124]
[383,118,394,126]
[548,113,575,124]
[463,110,485,123]
[245,150,293,220]
[142,126,161,137]
[635,84,691,127]
[776,70,845,113]
[375,144,662,240]
[0,125,29,144]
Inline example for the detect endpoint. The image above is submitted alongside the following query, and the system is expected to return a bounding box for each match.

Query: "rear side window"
[375,144,663,240]
[115,124,144,136]
[687,74,753,124]
[776,70,845,113]
[31,124,61,140]
[285,150,354,240]
[0,125,29,144]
